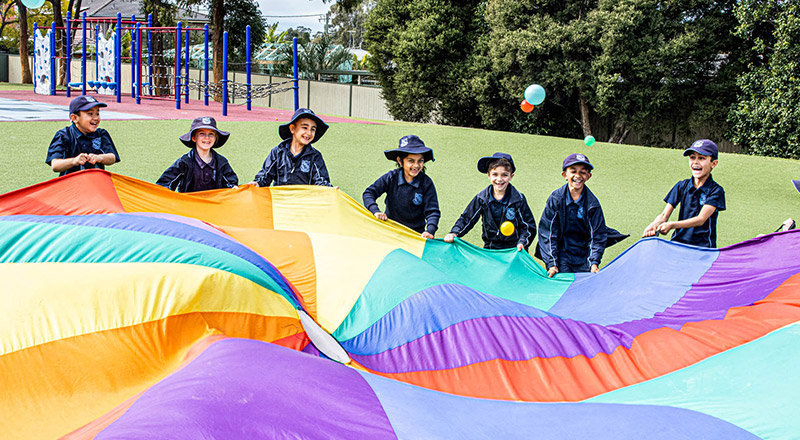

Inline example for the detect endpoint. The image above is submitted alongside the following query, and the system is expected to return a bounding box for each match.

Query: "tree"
[365,0,485,125]
[16,0,30,83]
[365,0,743,144]
[224,0,266,64]
[329,0,373,49]
[728,0,800,159]
[285,26,311,44]
[276,32,351,79]
[263,22,287,44]
[140,0,176,95]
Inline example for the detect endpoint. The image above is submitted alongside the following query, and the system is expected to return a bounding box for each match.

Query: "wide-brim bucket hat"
[477,152,515,173]
[278,108,329,144]
[384,135,434,162]
[179,116,230,148]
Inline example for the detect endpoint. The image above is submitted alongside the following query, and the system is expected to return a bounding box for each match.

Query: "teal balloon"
[584,135,596,147]
[21,0,46,8]
[524,84,546,106]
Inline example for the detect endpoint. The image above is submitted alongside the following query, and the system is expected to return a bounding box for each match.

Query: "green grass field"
[2,92,798,266]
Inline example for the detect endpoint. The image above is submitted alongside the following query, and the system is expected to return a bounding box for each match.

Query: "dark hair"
[487,158,513,173]
[394,152,427,174]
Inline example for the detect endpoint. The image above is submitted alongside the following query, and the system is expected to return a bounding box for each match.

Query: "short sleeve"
[664,181,683,207]
[99,131,121,162]
[45,130,68,165]
[705,185,725,211]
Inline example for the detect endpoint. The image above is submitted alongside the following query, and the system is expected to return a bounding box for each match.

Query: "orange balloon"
[520,100,534,113]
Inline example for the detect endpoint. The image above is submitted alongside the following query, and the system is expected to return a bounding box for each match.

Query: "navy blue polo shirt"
[664,175,726,247]
[45,124,120,176]
[488,191,509,225]
[190,152,216,192]
[561,191,591,266]
[362,168,441,234]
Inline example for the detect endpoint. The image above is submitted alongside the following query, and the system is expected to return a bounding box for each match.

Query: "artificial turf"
[1,97,798,266]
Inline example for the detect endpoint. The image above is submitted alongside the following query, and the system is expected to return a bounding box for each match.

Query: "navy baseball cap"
[683,139,718,159]
[179,116,230,148]
[69,95,107,114]
[562,153,593,171]
[279,108,329,143]
[477,152,516,173]
[384,135,434,162]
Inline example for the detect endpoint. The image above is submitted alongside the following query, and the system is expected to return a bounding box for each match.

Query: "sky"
[257,0,332,33]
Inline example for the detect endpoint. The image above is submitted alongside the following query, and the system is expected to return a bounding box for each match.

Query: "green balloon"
[584,135,596,147]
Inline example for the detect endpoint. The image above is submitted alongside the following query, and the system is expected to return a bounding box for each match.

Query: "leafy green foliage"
[224,0,266,63]
[365,0,744,146]
[274,32,352,79]
[728,0,800,159]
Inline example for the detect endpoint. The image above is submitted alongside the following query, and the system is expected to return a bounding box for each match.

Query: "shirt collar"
[193,150,215,168]
[396,169,421,188]
[566,190,583,205]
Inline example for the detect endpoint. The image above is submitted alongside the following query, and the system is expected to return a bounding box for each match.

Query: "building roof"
[79,0,209,23]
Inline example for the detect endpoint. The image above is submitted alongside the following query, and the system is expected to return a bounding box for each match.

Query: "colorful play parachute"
[1,170,798,439]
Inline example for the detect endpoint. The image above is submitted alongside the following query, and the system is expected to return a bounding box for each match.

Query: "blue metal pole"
[116,13,121,102]
[222,31,228,116]
[246,25,251,111]
[176,21,181,110]
[81,12,87,94]
[204,24,209,106]
[33,23,38,92]
[95,25,100,87]
[50,22,56,95]
[65,12,71,97]
[184,29,189,104]
[130,15,135,98]
[292,37,298,111]
[136,22,141,104]
[147,14,153,96]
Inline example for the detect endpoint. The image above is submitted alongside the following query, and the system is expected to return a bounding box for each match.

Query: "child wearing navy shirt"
[156,116,238,192]
[252,108,332,187]
[643,139,726,247]
[362,135,440,238]
[46,95,120,176]
[444,152,537,251]
[537,153,610,277]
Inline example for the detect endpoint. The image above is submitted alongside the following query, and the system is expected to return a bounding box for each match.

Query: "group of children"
[46,95,726,275]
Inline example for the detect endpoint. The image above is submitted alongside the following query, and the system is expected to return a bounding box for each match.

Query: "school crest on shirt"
[300,159,311,173]
[413,193,423,205]
[699,191,707,206]
[92,138,102,151]
[505,207,516,220]
[577,205,584,219]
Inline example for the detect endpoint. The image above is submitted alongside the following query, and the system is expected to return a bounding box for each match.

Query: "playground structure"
[33,12,300,115]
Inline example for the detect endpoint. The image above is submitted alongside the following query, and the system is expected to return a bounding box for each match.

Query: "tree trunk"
[17,1,32,83]
[579,90,592,136]
[211,0,224,102]
[50,0,66,86]
[608,119,630,144]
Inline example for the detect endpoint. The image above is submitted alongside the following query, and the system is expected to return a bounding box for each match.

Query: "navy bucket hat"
[683,139,718,160]
[562,153,593,171]
[179,116,230,148]
[477,152,516,173]
[69,95,107,114]
[384,135,434,162]
[278,108,329,144]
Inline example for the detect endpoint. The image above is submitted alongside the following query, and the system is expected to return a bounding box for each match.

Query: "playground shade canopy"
[0,170,798,439]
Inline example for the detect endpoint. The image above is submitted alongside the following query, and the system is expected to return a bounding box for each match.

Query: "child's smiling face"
[562,164,592,192]
[488,165,513,194]
[192,129,217,152]
[70,107,101,135]
[289,118,317,146]
[397,153,424,182]
[687,152,717,181]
